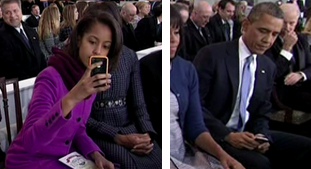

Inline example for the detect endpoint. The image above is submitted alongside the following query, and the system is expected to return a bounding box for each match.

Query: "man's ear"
[241,18,250,34]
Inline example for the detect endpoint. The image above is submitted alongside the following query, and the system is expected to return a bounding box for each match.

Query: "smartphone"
[255,137,269,144]
[89,56,109,76]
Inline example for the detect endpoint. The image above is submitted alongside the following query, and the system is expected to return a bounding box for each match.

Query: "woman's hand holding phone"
[73,61,111,100]
[61,62,111,117]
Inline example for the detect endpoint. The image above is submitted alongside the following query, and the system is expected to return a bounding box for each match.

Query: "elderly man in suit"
[265,3,311,113]
[120,2,140,51]
[135,3,162,50]
[207,0,239,43]
[0,0,46,80]
[194,2,311,169]
[180,0,213,62]
[25,5,40,30]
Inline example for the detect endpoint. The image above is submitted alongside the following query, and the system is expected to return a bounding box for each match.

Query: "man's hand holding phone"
[254,134,270,154]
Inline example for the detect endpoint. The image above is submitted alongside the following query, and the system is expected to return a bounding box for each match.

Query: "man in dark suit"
[207,0,239,43]
[135,3,162,50]
[120,2,140,51]
[194,2,311,169]
[0,0,46,80]
[25,5,40,29]
[180,0,213,62]
[265,4,311,113]
[140,50,162,147]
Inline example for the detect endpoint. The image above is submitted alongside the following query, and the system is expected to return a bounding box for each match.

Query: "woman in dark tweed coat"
[84,3,162,169]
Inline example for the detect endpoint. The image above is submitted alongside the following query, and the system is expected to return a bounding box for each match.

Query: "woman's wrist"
[90,151,101,160]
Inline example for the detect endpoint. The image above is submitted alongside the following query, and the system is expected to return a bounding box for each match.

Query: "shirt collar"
[14,24,25,34]
[190,18,200,30]
[239,37,257,60]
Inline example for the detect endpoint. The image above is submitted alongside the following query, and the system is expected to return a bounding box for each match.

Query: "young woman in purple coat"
[5,11,123,169]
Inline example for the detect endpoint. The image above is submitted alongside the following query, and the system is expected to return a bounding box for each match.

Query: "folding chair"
[0,77,23,144]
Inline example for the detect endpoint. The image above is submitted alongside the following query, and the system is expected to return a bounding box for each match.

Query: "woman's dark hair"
[170,5,184,56]
[83,2,122,26]
[66,11,123,71]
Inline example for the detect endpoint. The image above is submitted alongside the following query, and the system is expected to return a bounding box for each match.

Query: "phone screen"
[90,57,108,76]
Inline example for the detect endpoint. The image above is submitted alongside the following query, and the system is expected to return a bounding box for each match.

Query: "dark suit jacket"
[122,20,140,51]
[135,16,159,50]
[140,50,162,147]
[207,13,240,43]
[0,18,3,28]
[25,15,40,28]
[179,19,213,62]
[193,40,276,142]
[0,23,46,80]
[265,33,311,83]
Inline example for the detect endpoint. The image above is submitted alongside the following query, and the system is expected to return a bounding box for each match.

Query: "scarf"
[48,47,85,91]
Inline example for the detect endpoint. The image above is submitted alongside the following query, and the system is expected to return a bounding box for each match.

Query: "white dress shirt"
[279,38,307,81]
[15,25,28,40]
[226,37,257,131]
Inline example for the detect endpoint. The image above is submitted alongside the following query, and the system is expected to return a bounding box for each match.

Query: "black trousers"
[277,82,311,113]
[218,130,311,169]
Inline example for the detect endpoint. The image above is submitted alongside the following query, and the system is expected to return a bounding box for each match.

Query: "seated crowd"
[170,0,311,169]
[0,0,163,169]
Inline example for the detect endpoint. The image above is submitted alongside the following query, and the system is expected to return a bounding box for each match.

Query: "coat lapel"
[11,27,33,54]
[215,14,227,41]
[225,41,239,110]
[22,25,35,55]
[294,41,305,70]
[187,19,206,45]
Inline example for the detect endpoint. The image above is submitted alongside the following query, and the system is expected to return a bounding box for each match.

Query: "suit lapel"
[225,41,239,110]
[11,27,33,54]
[215,14,227,41]
[22,25,35,55]
[187,20,206,45]
[253,56,265,99]
[294,41,305,70]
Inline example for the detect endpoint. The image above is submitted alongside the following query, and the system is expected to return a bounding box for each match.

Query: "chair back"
[0,77,23,144]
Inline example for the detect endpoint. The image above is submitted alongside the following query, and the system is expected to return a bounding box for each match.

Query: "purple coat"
[5,66,102,169]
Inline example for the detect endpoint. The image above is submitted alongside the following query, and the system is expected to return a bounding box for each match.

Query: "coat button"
[77,117,81,122]
[45,122,48,127]
[55,112,59,116]
[65,140,70,145]
[52,115,55,120]
[48,119,52,124]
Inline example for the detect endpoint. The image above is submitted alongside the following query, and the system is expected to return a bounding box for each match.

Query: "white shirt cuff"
[300,71,307,81]
[280,49,293,61]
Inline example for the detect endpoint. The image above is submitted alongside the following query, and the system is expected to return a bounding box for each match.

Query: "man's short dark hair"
[248,2,284,23]
[31,4,39,10]
[174,3,189,12]
[218,0,235,10]
[153,3,162,17]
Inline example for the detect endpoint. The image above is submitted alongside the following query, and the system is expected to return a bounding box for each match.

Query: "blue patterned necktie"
[19,29,30,48]
[237,55,254,131]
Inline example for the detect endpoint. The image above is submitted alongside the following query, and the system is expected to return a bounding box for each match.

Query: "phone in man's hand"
[89,55,109,76]
[255,136,269,144]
